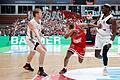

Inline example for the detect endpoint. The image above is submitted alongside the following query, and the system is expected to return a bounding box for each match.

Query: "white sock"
[39,64,43,67]
[104,66,107,69]
[26,62,30,64]
[64,67,67,69]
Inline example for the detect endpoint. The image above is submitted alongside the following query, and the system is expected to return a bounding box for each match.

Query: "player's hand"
[87,23,98,27]
[87,23,94,26]
[42,45,47,51]
[71,29,78,33]
[98,24,102,29]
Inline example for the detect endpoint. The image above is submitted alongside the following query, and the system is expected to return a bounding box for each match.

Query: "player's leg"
[77,48,85,63]
[59,50,73,74]
[64,50,73,68]
[77,34,86,63]
[95,49,102,59]
[23,38,36,71]
[23,50,35,71]
[35,43,48,77]
[95,34,102,59]
[102,45,109,67]
[78,56,83,63]
[102,44,110,76]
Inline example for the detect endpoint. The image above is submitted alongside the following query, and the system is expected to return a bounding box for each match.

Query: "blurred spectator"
[27,10,33,21]
[116,27,120,36]
[0,29,1,35]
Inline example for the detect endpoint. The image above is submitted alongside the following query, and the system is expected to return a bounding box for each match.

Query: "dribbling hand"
[42,45,47,51]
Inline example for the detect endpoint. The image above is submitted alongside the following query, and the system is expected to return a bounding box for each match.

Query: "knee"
[30,50,36,55]
[36,46,46,54]
[95,52,99,57]
[95,50,102,59]
[102,45,109,57]
[95,54,97,58]
[79,60,83,63]
[103,45,109,52]
[95,55,100,58]
[95,54,99,58]
[78,58,83,63]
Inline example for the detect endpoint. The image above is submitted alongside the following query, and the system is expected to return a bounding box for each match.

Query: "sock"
[104,66,107,68]
[39,64,43,67]
[26,62,30,64]
[64,67,67,69]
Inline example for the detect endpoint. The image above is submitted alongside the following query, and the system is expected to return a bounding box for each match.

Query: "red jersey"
[68,24,86,59]
[71,24,86,48]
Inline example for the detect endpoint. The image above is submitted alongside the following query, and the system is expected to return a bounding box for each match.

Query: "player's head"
[69,23,74,29]
[33,8,42,19]
[102,4,111,14]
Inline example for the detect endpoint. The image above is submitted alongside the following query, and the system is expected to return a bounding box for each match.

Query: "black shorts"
[34,42,39,50]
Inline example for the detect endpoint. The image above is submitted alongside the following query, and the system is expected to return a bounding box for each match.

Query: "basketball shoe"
[59,68,67,74]
[37,67,48,77]
[23,63,34,71]
[103,67,108,76]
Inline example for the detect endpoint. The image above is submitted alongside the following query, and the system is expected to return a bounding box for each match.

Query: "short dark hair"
[33,8,41,17]
[69,23,74,29]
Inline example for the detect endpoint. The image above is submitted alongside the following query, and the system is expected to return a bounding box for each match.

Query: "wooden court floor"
[0,47,120,80]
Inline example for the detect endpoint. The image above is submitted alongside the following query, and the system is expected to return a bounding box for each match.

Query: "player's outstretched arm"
[77,23,97,28]
[87,23,99,27]
[64,31,71,38]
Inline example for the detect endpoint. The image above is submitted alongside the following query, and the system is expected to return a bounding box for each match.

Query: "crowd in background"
[41,19,68,36]
[0,18,67,36]
[0,19,27,36]
[0,19,120,36]
[0,11,120,37]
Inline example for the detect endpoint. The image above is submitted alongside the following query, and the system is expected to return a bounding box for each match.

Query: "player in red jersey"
[59,22,87,74]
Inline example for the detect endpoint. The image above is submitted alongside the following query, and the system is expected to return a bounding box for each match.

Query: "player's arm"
[64,30,71,39]
[87,16,100,28]
[39,30,49,39]
[39,26,49,39]
[28,22,46,51]
[78,23,88,28]
[111,18,116,42]
[64,29,77,38]
[77,22,99,29]
[87,23,99,27]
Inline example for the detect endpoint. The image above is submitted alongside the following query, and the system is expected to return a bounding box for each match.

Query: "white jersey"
[27,18,41,42]
[96,14,113,37]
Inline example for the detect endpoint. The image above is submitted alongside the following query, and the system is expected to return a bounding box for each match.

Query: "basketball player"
[23,8,48,77]
[89,4,116,75]
[59,22,86,74]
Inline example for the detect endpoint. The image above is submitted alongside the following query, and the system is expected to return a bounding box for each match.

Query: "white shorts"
[26,37,41,51]
[95,33,111,49]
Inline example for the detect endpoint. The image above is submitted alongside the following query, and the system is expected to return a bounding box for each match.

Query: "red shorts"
[68,44,86,59]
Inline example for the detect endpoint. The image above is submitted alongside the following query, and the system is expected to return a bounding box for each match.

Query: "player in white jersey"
[89,4,116,76]
[23,8,48,77]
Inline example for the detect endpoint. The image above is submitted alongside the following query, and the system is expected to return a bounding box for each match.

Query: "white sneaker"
[103,67,108,76]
